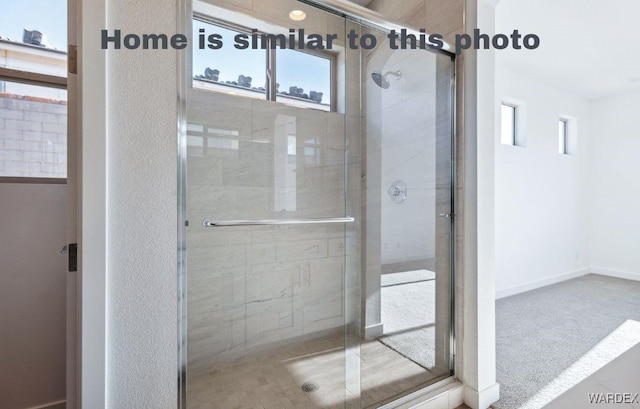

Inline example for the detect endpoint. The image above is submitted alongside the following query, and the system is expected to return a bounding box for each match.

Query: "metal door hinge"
[68,45,78,74]
[68,243,78,272]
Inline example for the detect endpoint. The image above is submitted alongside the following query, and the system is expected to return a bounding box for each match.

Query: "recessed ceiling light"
[289,10,307,21]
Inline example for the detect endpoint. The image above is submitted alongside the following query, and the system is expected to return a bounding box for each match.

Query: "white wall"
[494,68,591,298]
[0,183,67,409]
[105,0,178,405]
[81,0,178,407]
[589,91,640,279]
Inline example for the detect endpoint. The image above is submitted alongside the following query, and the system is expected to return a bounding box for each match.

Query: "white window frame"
[558,118,568,155]
[500,103,517,146]
[0,60,68,183]
[500,98,527,147]
[558,116,577,155]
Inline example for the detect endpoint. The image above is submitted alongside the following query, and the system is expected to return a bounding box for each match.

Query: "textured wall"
[105,0,178,407]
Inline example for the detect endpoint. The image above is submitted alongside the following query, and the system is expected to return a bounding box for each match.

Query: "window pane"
[0,81,67,178]
[558,120,567,154]
[0,0,67,77]
[501,104,515,145]
[192,20,266,98]
[276,49,331,111]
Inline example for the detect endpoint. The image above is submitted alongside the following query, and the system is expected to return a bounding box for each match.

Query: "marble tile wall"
[186,90,355,374]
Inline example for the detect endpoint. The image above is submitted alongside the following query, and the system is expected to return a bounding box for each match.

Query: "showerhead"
[371,70,402,89]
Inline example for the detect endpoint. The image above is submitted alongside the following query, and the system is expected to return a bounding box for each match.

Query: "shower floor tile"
[187,333,442,409]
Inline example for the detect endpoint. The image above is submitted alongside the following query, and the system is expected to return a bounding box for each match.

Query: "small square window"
[558,119,568,155]
[276,49,332,111]
[501,103,516,145]
[192,20,267,98]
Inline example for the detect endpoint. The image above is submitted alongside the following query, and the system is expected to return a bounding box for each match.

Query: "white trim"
[447,384,465,409]
[495,268,590,299]
[590,267,640,282]
[461,1,499,406]
[80,0,108,407]
[375,378,460,409]
[463,383,500,409]
[364,323,384,339]
[25,400,66,409]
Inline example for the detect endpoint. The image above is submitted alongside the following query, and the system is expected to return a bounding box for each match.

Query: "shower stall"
[178,1,456,407]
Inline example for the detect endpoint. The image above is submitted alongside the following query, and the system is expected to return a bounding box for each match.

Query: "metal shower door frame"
[176,0,458,407]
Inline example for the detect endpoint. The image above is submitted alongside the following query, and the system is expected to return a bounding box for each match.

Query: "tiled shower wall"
[370,51,438,266]
[186,91,354,374]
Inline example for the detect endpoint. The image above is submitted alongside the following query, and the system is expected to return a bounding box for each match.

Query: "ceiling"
[496,0,640,99]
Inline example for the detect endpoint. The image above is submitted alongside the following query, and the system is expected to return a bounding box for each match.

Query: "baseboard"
[26,400,66,409]
[364,323,384,339]
[463,383,500,409]
[590,267,640,282]
[495,268,590,299]
[377,378,462,409]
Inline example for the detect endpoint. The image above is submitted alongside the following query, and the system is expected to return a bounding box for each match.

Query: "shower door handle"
[203,217,355,227]
[439,213,454,218]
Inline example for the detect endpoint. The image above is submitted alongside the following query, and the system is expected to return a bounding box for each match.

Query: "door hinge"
[68,45,78,74]
[68,243,78,272]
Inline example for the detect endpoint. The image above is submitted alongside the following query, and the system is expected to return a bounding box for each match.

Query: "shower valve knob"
[387,180,407,204]
[387,186,401,196]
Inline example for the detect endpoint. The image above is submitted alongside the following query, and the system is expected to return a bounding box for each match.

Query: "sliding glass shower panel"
[182,1,455,408]
[355,24,454,408]
[186,2,360,408]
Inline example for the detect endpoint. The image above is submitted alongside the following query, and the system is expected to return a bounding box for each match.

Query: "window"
[501,103,516,145]
[558,119,568,155]
[192,20,267,98]
[276,48,332,110]
[0,0,68,179]
[0,82,67,178]
[558,116,577,155]
[192,17,334,111]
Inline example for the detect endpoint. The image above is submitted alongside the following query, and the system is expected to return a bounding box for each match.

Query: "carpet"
[381,269,435,287]
[379,270,436,369]
[495,274,640,409]
[544,337,640,408]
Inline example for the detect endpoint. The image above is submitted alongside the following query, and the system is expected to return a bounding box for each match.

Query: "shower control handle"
[386,180,407,204]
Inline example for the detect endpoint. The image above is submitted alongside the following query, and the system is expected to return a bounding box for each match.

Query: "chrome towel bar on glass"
[202,217,355,228]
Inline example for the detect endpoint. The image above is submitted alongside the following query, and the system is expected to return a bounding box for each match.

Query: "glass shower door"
[350,22,455,408]
[184,4,361,408]
[181,1,455,408]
